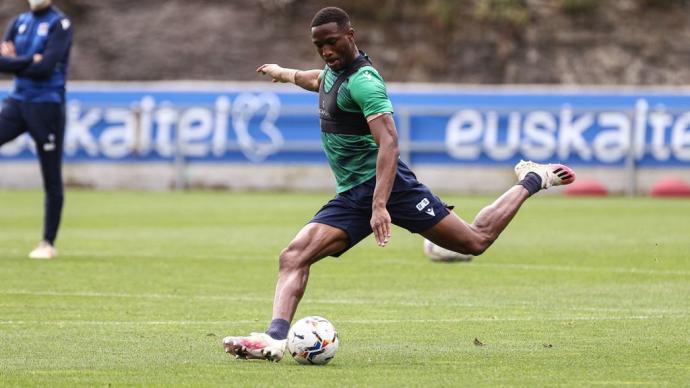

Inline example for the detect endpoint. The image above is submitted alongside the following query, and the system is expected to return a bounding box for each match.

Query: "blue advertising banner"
[1,84,689,167]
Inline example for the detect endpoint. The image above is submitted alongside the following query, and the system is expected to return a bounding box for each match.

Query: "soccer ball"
[423,239,473,262]
[287,316,339,365]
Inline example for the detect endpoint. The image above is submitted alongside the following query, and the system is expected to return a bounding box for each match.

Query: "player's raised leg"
[222,222,349,362]
[514,160,575,190]
[422,160,575,256]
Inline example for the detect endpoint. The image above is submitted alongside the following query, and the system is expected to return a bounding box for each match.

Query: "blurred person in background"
[0,0,73,259]
[222,7,576,362]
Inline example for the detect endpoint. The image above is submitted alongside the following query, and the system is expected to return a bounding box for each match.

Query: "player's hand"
[370,206,392,247]
[32,53,43,63]
[1,41,16,57]
[256,64,295,83]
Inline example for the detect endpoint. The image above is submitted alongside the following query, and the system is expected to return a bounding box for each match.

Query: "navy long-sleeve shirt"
[2,6,72,103]
[0,53,32,72]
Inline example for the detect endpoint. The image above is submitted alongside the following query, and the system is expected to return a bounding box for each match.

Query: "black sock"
[266,318,290,340]
[518,172,542,196]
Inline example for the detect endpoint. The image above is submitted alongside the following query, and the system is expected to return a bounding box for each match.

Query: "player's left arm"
[369,113,398,247]
[18,17,72,79]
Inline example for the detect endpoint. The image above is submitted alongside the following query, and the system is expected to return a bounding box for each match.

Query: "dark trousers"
[0,97,65,244]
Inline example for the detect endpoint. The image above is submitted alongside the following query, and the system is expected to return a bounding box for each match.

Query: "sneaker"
[514,160,576,190]
[223,332,286,362]
[28,241,57,260]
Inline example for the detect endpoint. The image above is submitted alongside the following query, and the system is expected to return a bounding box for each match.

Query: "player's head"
[310,7,357,71]
[27,0,51,11]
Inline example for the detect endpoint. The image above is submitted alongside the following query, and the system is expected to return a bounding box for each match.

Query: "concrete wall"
[3,161,688,195]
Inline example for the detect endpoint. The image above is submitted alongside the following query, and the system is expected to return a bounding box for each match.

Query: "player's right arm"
[0,53,33,72]
[256,64,321,92]
[2,16,18,43]
[0,16,32,73]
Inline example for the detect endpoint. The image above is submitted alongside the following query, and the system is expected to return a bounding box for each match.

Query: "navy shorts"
[310,161,450,256]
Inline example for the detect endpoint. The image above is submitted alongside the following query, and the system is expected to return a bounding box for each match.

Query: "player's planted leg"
[222,332,287,362]
[223,223,349,362]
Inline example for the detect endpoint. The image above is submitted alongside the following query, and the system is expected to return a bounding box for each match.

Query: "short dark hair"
[310,7,351,30]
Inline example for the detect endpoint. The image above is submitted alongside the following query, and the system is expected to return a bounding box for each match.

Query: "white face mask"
[27,0,50,10]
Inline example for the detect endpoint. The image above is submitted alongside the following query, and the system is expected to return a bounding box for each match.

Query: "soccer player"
[0,0,73,259]
[223,7,575,362]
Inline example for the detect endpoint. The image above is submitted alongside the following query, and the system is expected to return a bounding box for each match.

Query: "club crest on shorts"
[416,198,430,211]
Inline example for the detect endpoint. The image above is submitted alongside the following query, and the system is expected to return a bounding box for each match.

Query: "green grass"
[1,190,689,387]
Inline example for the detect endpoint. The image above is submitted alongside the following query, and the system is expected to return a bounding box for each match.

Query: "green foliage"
[474,0,531,28]
[639,0,689,8]
[424,0,462,29]
[1,190,689,386]
[559,0,600,15]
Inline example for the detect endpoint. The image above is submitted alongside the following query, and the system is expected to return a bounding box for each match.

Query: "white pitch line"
[0,320,255,326]
[0,290,489,307]
[0,249,272,261]
[472,262,690,277]
[7,250,690,277]
[0,315,685,326]
[1,290,688,314]
[0,289,266,302]
[343,315,689,323]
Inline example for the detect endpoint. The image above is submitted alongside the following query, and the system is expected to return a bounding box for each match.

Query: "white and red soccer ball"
[287,316,339,365]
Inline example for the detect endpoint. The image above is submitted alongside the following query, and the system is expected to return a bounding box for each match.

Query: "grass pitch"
[0,190,689,386]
